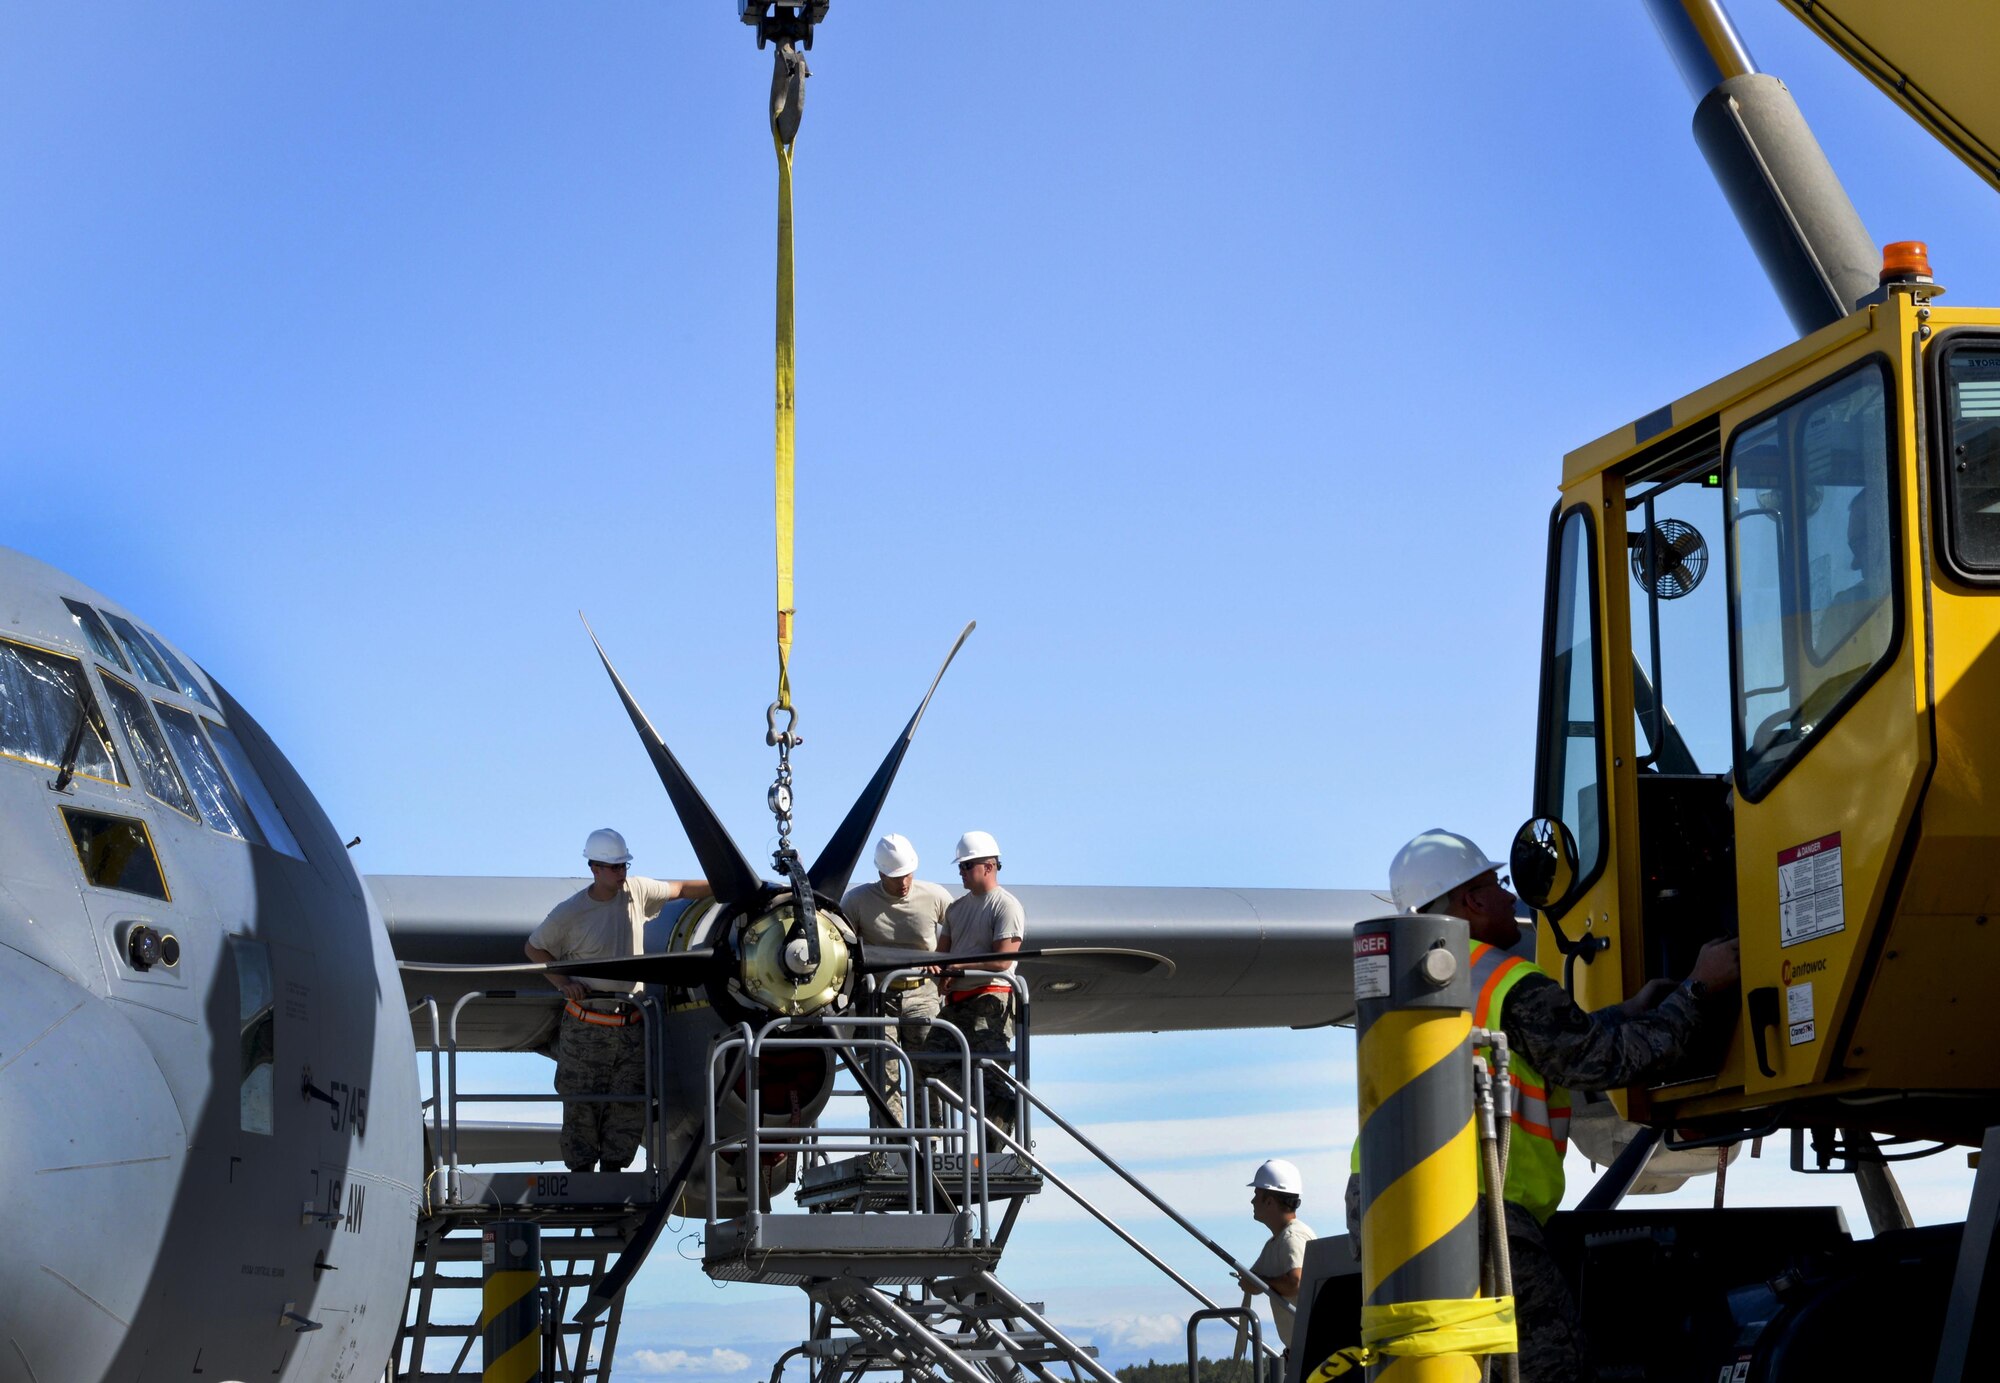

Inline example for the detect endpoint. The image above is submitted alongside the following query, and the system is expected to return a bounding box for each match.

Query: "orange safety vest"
[1469,941,1571,1223]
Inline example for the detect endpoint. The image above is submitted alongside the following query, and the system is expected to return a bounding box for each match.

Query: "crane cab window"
[0,638,124,785]
[1727,359,1897,801]
[60,807,170,900]
[1625,458,1738,984]
[100,672,200,820]
[155,702,264,844]
[1535,504,1606,905]
[1934,335,2000,579]
[61,599,130,673]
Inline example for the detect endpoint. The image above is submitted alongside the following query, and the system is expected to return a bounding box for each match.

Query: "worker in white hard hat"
[1359,827,1741,1383]
[840,833,951,1128]
[524,828,711,1172]
[1237,1159,1314,1357]
[922,829,1026,1146]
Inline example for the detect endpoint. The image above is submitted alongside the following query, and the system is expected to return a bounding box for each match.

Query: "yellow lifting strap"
[1305,1297,1518,1379]
[770,43,808,713]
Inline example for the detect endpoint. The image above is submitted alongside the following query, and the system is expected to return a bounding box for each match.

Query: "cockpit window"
[61,807,170,900]
[100,611,176,693]
[100,673,199,820]
[61,599,130,673]
[138,630,217,710]
[155,702,264,844]
[0,638,124,786]
[201,719,306,860]
[232,936,276,1135]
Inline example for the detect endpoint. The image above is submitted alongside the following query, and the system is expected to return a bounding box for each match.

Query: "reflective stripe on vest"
[1469,942,1570,1223]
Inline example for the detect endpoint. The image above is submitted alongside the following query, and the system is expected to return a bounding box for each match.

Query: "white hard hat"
[1248,1158,1304,1195]
[1389,828,1501,913]
[583,827,633,865]
[954,830,1001,863]
[874,833,919,878]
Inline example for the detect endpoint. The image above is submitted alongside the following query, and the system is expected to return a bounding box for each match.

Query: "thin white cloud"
[624,1347,754,1375]
[1083,1312,1187,1350]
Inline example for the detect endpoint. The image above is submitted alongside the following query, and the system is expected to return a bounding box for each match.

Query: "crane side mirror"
[1509,817,1579,912]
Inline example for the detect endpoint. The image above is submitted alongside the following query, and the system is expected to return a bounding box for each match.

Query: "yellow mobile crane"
[1464,2,2000,1379]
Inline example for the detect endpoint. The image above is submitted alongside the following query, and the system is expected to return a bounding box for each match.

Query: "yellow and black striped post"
[481,1221,542,1383]
[1353,914,1480,1381]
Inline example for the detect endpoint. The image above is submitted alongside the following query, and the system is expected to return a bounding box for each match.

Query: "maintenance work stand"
[391,977,1305,1383]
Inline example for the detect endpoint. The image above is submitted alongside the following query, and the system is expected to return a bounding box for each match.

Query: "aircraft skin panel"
[0,546,418,1383]
[1780,0,2000,194]
[375,873,1374,1047]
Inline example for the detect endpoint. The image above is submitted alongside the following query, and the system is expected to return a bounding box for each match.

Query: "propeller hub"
[737,901,853,1016]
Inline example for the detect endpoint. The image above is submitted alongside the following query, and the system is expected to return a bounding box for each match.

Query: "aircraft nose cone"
[0,943,186,1381]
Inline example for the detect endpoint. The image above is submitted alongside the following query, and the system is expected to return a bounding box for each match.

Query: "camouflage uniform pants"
[1491,1201,1589,1383]
[555,1012,647,1172]
[869,981,939,1128]
[920,992,1017,1142]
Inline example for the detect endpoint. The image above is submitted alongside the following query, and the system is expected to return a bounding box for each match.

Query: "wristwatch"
[1683,976,1710,1001]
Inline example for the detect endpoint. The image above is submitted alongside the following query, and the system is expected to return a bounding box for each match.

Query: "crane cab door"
[1716,350,1929,1098]
[1534,322,1931,1114]
[1531,461,1743,1111]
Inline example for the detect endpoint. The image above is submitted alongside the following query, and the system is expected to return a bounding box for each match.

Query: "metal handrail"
[911,965,1032,1149]
[941,1063,1288,1359]
[1187,1306,1265,1383]
[431,988,665,1204]
[705,1016,989,1246]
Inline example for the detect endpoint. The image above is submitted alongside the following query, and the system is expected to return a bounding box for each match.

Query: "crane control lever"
[741,1,828,51]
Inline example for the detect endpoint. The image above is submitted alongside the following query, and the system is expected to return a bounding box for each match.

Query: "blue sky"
[3,2,1992,1376]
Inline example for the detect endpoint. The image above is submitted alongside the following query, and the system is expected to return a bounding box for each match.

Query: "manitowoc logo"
[1782,956,1829,985]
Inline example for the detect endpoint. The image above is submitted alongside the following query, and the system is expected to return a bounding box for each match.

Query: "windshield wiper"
[50,702,92,793]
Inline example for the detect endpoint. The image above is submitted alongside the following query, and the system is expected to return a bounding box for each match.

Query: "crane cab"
[1519,282,2000,1146]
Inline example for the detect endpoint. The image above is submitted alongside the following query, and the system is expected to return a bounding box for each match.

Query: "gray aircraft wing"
[372,874,1379,1051]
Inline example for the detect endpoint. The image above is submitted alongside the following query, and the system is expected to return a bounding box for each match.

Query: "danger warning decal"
[1778,833,1844,948]
[1354,933,1391,1001]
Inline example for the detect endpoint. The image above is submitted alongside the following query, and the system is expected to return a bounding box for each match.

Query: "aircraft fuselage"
[0,546,419,1382]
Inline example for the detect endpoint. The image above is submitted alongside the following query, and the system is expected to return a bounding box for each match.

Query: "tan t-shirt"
[528,876,681,995]
[1252,1218,1315,1347]
[941,885,1025,994]
[840,878,951,949]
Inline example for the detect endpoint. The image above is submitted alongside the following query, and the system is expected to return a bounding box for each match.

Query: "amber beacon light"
[1880,240,1934,284]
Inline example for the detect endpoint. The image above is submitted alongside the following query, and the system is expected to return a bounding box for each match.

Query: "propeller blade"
[397,948,717,985]
[807,621,975,900]
[550,948,717,985]
[855,946,1175,978]
[584,618,766,911]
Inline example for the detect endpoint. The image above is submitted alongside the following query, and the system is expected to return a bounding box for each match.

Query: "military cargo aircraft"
[0,543,1375,1381]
